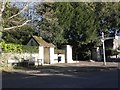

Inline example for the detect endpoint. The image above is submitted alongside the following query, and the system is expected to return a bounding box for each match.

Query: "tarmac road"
[1,61,120,88]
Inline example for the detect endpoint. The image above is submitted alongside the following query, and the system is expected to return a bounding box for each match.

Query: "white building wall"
[36,46,44,65]
[113,36,120,50]
[66,45,73,63]
[50,47,54,64]
[59,54,65,63]
[54,54,65,63]
[116,36,120,45]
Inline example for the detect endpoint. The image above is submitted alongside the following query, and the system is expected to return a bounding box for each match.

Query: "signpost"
[101,32,115,65]
[101,32,106,65]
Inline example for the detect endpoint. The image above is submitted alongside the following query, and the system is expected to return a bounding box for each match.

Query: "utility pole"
[101,32,106,65]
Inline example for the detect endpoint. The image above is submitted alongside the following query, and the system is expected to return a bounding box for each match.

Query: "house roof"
[32,36,55,47]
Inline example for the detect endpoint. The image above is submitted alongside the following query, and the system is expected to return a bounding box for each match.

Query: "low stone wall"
[0,53,39,66]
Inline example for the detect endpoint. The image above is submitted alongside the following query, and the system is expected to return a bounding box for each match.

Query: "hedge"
[0,42,39,53]
[54,49,65,54]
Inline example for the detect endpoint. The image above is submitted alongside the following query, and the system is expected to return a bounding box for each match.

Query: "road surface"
[1,62,120,88]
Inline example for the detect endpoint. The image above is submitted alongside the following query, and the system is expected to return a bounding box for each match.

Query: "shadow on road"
[4,62,119,77]
[12,64,119,75]
[2,64,119,88]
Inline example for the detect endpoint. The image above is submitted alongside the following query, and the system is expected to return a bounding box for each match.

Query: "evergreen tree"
[86,2,120,36]
[36,2,66,47]
[36,2,120,59]
[36,2,99,59]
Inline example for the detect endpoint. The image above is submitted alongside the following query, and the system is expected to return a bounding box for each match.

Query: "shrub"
[105,48,119,57]
[0,42,39,53]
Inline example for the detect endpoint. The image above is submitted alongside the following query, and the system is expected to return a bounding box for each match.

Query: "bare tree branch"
[8,19,25,25]
[3,20,31,31]
[8,3,28,20]
[0,1,6,18]
[0,2,31,32]
[0,1,6,13]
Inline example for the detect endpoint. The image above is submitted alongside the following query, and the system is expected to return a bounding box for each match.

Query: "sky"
[10,2,41,20]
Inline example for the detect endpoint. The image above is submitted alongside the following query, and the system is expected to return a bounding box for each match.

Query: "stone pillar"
[50,47,54,64]
[65,45,73,63]
[35,46,44,66]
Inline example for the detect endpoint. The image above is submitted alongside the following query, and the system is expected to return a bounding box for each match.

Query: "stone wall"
[1,53,39,65]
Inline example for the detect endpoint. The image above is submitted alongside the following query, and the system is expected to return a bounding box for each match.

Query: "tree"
[86,2,120,36]
[36,2,66,47]
[36,2,120,59]
[0,1,34,45]
[0,1,31,32]
[54,2,99,59]
[2,25,34,44]
[36,2,99,59]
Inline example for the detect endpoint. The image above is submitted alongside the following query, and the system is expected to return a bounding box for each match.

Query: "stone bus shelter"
[27,36,74,65]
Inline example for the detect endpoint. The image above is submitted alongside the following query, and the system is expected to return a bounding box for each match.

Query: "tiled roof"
[32,36,55,47]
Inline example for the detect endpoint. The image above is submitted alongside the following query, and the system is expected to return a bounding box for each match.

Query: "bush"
[0,42,39,53]
[106,48,119,57]
[112,50,119,55]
